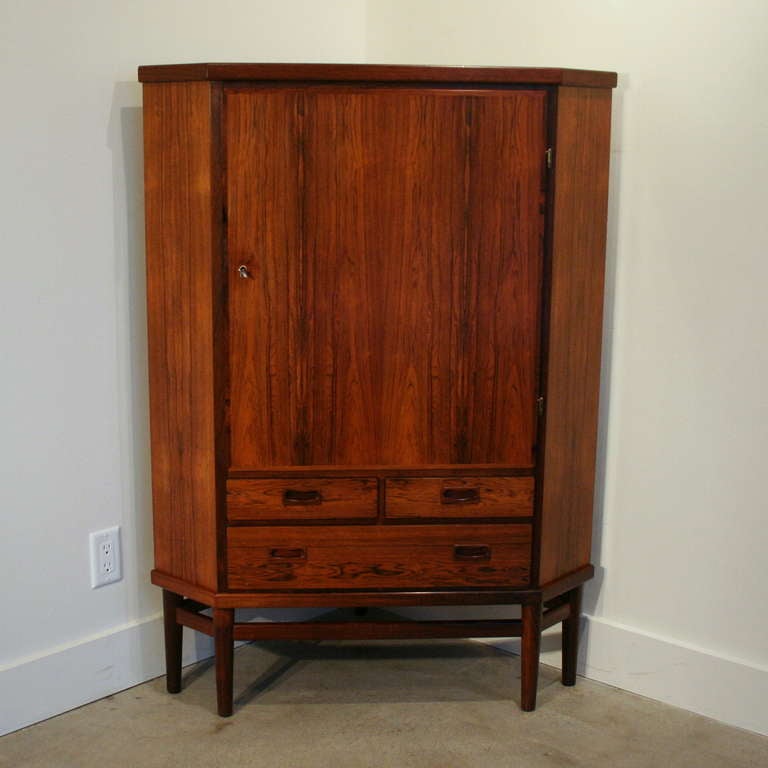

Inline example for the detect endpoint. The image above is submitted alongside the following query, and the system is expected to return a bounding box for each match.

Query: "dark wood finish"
[141,64,615,716]
[179,598,211,614]
[177,606,214,637]
[225,88,304,467]
[143,82,221,591]
[151,570,217,606]
[228,465,534,478]
[173,600,527,640]
[139,63,617,89]
[385,477,534,519]
[232,619,521,641]
[226,88,544,466]
[541,602,571,630]
[227,524,532,590]
[521,598,543,711]
[151,563,593,608]
[214,608,234,717]
[462,91,546,465]
[176,605,575,642]
[227,478,378,521]
[562,585,583,685]
[304,88,463,465]
[540,564,595,602]
[162,590,183,693]
[175,603,568,640]
[538,87,612,584]
[172,588,576,640]
[234,614,571,640]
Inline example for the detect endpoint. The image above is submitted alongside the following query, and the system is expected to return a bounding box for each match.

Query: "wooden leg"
[562,585,583,686]
[521,598,542,711]
[214,607,235,717]
[162,590,183,694]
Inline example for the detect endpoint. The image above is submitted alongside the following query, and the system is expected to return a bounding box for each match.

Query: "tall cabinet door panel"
[226,89,304,468]
[226,87,546,469]
[463,93,547,465]
[302,89,467,466]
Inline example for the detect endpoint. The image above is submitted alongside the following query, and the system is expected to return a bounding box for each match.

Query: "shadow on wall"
[108,83,326,667]
[109,82,173,666]
[584,74,626,619]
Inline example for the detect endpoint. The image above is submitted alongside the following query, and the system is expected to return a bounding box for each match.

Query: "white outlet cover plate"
[89,526,122,588]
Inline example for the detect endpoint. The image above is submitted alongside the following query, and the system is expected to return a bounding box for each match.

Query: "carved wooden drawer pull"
[283,489,323,505]
[269,547,307,560]
[441,488,480,505]
[453,545,491,561]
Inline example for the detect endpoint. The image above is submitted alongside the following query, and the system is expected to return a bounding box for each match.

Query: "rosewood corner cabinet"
[139,63,615,716]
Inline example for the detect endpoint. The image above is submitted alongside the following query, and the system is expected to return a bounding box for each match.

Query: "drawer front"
[227,524,531,590]
[385,477,534,519]
[227,478,378,521]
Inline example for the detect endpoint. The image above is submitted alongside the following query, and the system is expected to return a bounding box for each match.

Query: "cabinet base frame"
[157,566,591,717]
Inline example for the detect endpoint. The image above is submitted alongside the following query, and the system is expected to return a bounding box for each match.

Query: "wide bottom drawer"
[227,524,531,590]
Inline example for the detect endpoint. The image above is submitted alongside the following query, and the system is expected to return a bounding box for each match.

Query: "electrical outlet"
[89,526,122,588]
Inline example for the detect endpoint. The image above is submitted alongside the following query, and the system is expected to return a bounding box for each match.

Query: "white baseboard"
[483,614,768,736]
[0,607,325,737]
[3,611,766,738]
[0,614,213,737]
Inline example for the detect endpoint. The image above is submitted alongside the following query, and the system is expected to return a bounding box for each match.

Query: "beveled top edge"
[138,63,617,88]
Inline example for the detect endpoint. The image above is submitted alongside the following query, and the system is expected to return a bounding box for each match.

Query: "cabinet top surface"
[138,62,617,88]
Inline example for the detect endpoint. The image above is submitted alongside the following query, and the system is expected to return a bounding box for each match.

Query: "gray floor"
[1,640,766,768]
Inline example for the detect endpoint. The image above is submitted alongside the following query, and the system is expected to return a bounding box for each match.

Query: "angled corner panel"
[143,82,222,590]
[539,86,613,585]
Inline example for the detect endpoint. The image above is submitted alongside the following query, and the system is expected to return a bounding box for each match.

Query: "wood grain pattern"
[151,570,217,606]
[541,602,571,630]
[227,524,531,590]
[537,87,612,584]
[226,478,378,521]
[226,87,545,467]
[151,564,593,609]
[521,597,543,710]
[462,92,547,464]
[143,82,220,590]
[540,564,595,602]
[142,69,615,716]
[139,63,617,89]
[228,465,534,478]
[305,89,465,465]
[177,606,214,637]
[385,477,534,519]
[214,608,234,717]
[226,89,304,467]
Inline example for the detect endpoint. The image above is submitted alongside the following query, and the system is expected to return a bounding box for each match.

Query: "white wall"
[2,0,767,738]
[366,0,768,734]
[0,0,366,735]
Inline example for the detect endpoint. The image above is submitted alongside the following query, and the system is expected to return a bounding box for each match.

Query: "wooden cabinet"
[139,63,615,716]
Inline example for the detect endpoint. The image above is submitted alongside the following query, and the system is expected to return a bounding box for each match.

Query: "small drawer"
[227,524,531,590]
[226,478,378,521]
[385,477,534,519]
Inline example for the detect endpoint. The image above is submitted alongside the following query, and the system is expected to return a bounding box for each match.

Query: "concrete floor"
[1,640,766,768]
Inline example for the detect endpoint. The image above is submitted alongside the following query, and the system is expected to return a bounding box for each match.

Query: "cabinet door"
[226,87,546,468]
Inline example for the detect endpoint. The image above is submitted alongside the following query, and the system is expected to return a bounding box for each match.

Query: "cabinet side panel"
[539,87,612,585]
[143,82,219,590]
